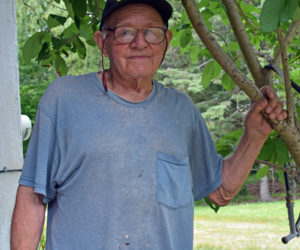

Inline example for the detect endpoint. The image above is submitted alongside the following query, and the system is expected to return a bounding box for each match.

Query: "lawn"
[193,200,300,249]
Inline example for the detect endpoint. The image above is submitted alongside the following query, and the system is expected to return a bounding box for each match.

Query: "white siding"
[0,0,23,249]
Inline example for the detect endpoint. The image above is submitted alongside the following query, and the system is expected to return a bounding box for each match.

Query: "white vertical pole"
[0,0,23,249]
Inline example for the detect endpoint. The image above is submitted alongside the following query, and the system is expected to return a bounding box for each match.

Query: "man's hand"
[245,86,287,141]
[208,86,287,206]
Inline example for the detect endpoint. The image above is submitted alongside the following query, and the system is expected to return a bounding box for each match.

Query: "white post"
[0,0,23,249]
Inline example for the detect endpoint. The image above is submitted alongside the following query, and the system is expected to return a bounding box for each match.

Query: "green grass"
[193,200,300,249]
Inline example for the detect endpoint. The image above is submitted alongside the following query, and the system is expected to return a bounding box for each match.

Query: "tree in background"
[20,0,300,200]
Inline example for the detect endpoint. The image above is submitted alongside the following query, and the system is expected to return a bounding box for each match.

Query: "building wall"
[0,0,23,249]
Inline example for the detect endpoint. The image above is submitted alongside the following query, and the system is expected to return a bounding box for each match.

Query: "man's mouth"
[128,55,150,59]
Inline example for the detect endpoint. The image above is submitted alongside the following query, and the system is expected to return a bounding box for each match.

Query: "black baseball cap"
[99,0,173,30]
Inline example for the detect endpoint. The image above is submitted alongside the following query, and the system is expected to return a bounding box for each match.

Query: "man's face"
[99,4,172,80]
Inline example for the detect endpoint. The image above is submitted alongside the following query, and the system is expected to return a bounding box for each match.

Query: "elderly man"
[11,0,287,249]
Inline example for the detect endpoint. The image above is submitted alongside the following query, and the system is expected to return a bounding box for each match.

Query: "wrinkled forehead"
[105,4,164,28]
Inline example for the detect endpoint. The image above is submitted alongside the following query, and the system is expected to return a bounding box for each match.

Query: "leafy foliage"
[20,83,49,154]
[260,0,300,32]
[20,0,105,75]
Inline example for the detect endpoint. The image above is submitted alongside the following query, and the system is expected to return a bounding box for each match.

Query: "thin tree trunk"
[259,175,274,202]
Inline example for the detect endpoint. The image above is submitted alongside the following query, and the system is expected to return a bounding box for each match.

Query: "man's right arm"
[11,185,46,250]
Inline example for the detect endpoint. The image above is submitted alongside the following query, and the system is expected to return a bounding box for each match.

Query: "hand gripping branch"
[281,167,300,244]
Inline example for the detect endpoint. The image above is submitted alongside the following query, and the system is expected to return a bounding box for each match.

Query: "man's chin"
[126,68,156,79]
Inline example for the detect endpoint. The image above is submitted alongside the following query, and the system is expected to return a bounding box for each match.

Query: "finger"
[267,101,283,120]
[260,86,274,100]
[251,98,268,115]
[265,93,279,114]
[277,110,288,121]
[264,87,274,100]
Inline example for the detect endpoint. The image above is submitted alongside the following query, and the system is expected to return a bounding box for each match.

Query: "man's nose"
[131,30,148,48]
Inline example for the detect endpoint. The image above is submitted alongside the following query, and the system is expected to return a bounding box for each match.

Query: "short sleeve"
[19,106,60,203]
[189,108,223,201]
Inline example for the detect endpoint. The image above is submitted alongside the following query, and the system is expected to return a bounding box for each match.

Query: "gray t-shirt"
[19,72,223,250]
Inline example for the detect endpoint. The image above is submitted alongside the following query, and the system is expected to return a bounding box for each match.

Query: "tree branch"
[62,33,80,46]
[236,1,259,32]
[211,31,234,59]
[198,58,214,70]
[222,0,264,87]
[264,20,300,84]
[255,160,297,177]
[181,0,300,169]
[276,28,295,126]
[255,50,272,63]
[273,20,300,66]
[181,0,263,102]
[44,0,67,11]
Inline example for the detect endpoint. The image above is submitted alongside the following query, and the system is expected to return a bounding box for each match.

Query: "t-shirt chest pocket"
[156,151,193,209]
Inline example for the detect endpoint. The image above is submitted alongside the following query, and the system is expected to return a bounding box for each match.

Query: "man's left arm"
[208,86,287,206]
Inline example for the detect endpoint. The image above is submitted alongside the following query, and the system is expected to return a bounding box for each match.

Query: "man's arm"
[208,86,287,206]
[11,185,46,250]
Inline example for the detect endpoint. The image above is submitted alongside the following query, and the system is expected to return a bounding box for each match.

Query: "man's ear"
[165,30,173,50]
[94,31,108,56]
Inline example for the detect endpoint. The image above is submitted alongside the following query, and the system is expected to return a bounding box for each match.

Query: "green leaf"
[47,14,67,28]
[72,37,86,59]
[204,197,220,213]
[275,139,289,165]
[63,0,74,18]
[169,24,180,47]
[256,165,269,180]
[54,55,68,76]
[208,1,221,14]
[202,60,222,88]
[179,29,192,48]
[221,73,235,90]
[292,7,300,20]
[223,129,243,142]
[72,0,87,18]
[278,170,285,186]
[52,36,64,50]
[62,23,79,39]
[181,10,190,23]
[216,144,233,157]
[189,46,200,63]
[229,42,240,52]
[260,0,285,32]
[216,129,243,157]
[37,43,51,61]
[219,8,229,25]
[23,32,48,63]
[201,9,214,20]
[280,0,298,22]
[79,22,92,40]
[198,0,209,8]
[176,23,190,31]
[258,140,275,161]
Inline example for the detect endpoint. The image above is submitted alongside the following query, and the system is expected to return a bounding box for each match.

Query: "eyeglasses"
[106,26,167,44]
